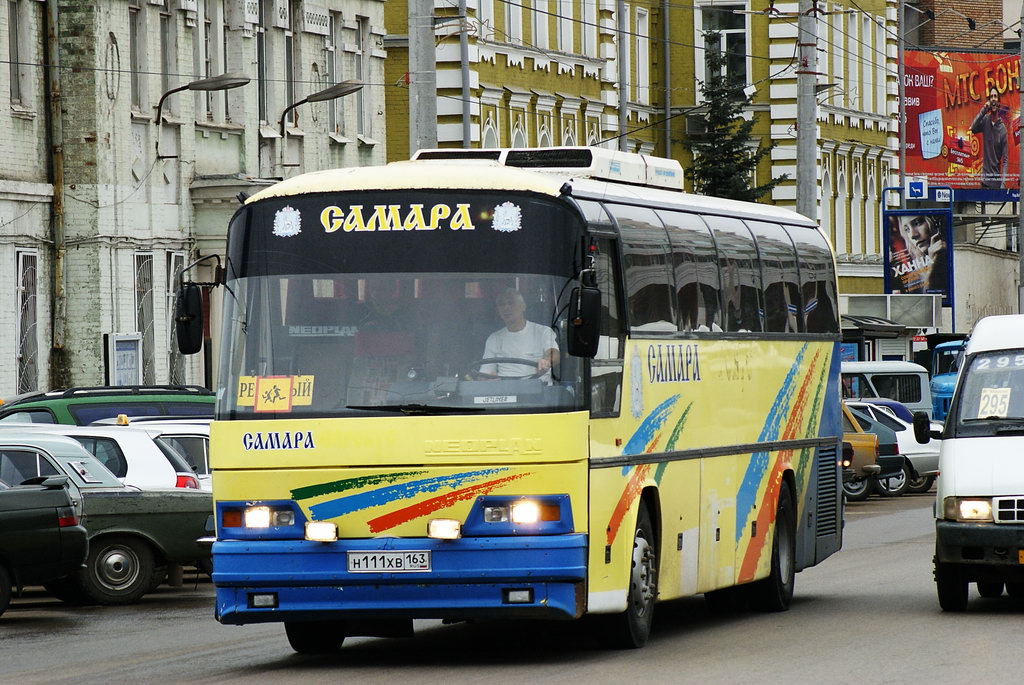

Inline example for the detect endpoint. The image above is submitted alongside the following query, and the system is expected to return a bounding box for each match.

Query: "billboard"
[883,209,954,307]
[903,50,1021,202]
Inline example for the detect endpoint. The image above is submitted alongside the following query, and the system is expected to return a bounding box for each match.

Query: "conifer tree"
[688,31,786,202]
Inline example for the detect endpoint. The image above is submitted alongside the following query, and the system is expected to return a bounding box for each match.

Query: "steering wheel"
[465,357,548,380]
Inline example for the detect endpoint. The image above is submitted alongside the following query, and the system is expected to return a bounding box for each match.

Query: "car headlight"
[944,497,993,522]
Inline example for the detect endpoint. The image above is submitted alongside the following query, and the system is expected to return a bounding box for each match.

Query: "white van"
[913,314,1024,611]
[841,360,932,417]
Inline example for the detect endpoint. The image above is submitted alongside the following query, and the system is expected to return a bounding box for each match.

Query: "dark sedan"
[0,474,88,616]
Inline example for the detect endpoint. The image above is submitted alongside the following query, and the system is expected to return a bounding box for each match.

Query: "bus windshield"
[217,190,587,418]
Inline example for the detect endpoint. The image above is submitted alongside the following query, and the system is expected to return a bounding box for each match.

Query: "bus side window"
[706,216,763,333]
[608,204,675,333]
[591,236,625,416]
[787,226,838,334]
[659,210,721,332]
[746,220,803,333]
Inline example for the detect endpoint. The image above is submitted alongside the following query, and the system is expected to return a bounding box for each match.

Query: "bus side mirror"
[912,411,932,444]
[567,286,601,358]
[175,283,204,355]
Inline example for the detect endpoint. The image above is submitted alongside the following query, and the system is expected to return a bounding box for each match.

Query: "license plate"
[347,550,431,573]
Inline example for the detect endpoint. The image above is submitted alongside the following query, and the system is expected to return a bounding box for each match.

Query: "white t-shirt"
[481,321,558,378]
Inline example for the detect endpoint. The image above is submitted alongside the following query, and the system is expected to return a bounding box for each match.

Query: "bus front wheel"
[285,621,347,654]
[607,503,658,649]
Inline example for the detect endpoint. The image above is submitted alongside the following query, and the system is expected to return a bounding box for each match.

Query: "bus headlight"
[944,497,993,522]
[244,506,272,528]
[511,500,541,524]
[305,521,338,542]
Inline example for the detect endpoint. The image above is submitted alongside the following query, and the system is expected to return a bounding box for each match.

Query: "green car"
[0,430,212,605]
[0,385,214,426]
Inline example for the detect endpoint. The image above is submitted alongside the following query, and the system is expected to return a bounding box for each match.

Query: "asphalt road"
[2,491,1021,685]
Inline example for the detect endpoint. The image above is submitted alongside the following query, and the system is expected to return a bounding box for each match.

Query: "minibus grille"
[993,496,1024,523]
[815,444,840,537]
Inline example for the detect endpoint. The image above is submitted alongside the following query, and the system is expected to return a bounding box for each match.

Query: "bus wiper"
[346,403,484,415]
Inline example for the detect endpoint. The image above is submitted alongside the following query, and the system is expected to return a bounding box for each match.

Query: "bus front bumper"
[212,534,588,625]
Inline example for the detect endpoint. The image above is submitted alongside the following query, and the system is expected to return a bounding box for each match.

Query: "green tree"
[688,31,786,202]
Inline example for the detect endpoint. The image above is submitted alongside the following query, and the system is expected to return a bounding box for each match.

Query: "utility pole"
[409,0,437,154]
[795,0,818,220]
[617,0,628,151]
[898,0,907,209]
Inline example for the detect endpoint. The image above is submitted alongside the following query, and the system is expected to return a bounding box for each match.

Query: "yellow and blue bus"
[180,147,842,653]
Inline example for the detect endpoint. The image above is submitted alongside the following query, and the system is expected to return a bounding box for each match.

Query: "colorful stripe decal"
[620,395,682,474]
[308,468,509,520]
[291,470,428,501]
[737,350,823,581]
[365,472,530,533]
[735,344,811,541]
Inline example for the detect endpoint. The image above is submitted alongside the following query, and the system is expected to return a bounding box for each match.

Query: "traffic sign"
[906,178,928,199]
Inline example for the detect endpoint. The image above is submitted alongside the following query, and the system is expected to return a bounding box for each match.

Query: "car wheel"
[935,562,968,612]
[875,463,910,497]
[906,474,936,494]
[747,480,796,612]
[842,477,873,502]
[977,581,1003,598]
[0,565,11,618]
[43,577,88,604]
[285,621,347,654]
[606,502,658,649]
[79,535,156,605]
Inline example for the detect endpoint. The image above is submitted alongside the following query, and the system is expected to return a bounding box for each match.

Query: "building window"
[557,0,572,52]
[583,0,597,57]
[221,0,231,119]
[355,16,370,136]
[504,0,521,42]
[8,0,22,104]
[532,0,548,49]
[166,252,186,385]
[325,12,345,134]
[129,0,144,110]
[16,251,39,394]
[636,8,649,104]
[159,11,174,114]
[257,0,270,123]
[134,253,156,384]
[700,4,747,85]
[285,29,296,126]
[479,0,494,40]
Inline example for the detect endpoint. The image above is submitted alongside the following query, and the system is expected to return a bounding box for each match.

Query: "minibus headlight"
[944,497,993,522]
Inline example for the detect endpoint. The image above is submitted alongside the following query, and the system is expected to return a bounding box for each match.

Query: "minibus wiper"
[346,404,484,415]
[963,416,1024,422]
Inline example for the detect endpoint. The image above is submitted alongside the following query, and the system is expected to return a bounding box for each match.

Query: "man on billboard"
[971,87,1009,189]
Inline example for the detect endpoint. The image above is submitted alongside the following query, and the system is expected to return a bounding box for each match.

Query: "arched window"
[512,126,527,147]
[482,119,499,148]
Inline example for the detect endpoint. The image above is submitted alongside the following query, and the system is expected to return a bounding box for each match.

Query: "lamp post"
[279,79,363,168]
[155,73,250,158]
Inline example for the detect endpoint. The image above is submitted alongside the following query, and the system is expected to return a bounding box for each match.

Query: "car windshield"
[217,190,587,419]
[952,350,1024,436]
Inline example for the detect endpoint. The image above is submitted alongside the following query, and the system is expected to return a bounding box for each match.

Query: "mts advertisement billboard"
[903,50,1021,202]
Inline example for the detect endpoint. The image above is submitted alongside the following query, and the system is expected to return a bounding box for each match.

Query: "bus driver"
[478,289,559,379]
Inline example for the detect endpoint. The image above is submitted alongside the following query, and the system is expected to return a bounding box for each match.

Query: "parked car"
[846,400,940,494]
[0,385,214,426]
[841,402,881,502]
[0,431,212,605]
[93,417,211,491]
[841,361,932,418]
[0,474,89,617]
[846,405,907,496]
[0,424,201,490]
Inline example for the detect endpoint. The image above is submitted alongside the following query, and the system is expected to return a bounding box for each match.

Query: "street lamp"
[279,79,364,165]
[155,73,251,158]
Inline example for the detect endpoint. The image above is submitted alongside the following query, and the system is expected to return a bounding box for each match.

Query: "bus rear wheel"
[747,480,796,612]
[285,620,347,654]
[608,503,658,649]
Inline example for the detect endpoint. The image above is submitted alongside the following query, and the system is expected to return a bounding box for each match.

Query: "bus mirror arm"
[567,286,601,358]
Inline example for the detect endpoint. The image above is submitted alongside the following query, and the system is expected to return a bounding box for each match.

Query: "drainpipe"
[662,0,670,158]
[458,0,471,146]
[44,0,67,358]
